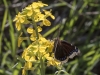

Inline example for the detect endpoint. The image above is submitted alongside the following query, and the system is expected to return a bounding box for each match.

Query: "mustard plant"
[14,1,62,75]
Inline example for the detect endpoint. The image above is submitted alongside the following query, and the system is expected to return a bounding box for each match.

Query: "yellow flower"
[43,19,51,26]
[27,9,33,17]
[13,12,26,31]
[22,69,26,75]
[31,1,48,9]
[30,33,39,41]
[47,56,61,66]
[15,21,21,31]
[38,36,47,42]
[37,26,42,32]
[27,27,41,41]
[46,40,54,52]
[34,13,45,22]
[22,46,36,62]
[22,61,34,75]
[25,5,33,16]
[27,27,42,34]
[24,62,32,70]
[18,33,28,47]
[27,27,34,34]
[39,46,47,53]
[44,10,55,19]
[13,12,24,23]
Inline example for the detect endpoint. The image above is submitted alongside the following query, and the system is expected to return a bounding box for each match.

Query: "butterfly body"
[53,38,80,63]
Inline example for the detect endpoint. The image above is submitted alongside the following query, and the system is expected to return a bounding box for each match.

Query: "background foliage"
[0,0,100,75]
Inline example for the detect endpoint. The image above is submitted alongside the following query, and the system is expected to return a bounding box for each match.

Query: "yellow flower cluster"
[21,35,60,75]
[14,1,60,75]
[13,1,55,31]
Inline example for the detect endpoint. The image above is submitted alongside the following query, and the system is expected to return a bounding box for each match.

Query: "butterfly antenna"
[57,19,64,39]
[57,24,61,39]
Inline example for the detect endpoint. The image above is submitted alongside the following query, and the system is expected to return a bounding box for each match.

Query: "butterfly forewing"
[54,40,68,61]
[61,40,77,55]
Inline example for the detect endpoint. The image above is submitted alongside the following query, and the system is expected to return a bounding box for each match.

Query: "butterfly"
[53,38,80,63]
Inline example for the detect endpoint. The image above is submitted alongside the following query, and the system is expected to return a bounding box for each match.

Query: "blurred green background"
[0,0,100,75]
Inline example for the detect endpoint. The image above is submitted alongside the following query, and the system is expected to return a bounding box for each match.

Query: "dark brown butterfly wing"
[61,40,80,59]
[53,38,80,62]
[53,40,68,61]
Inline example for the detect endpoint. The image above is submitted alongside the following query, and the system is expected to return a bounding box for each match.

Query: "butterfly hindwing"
[61,40,80,59]
[53,38,68,61]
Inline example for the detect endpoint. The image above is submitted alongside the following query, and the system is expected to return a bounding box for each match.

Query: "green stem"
[37,41,45,75]
[30,5,39,40]
[31,4,44,74]
[55,70,70,75]
[40,57,45,75]
[0,8,8,54]
[32,20,39,39]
